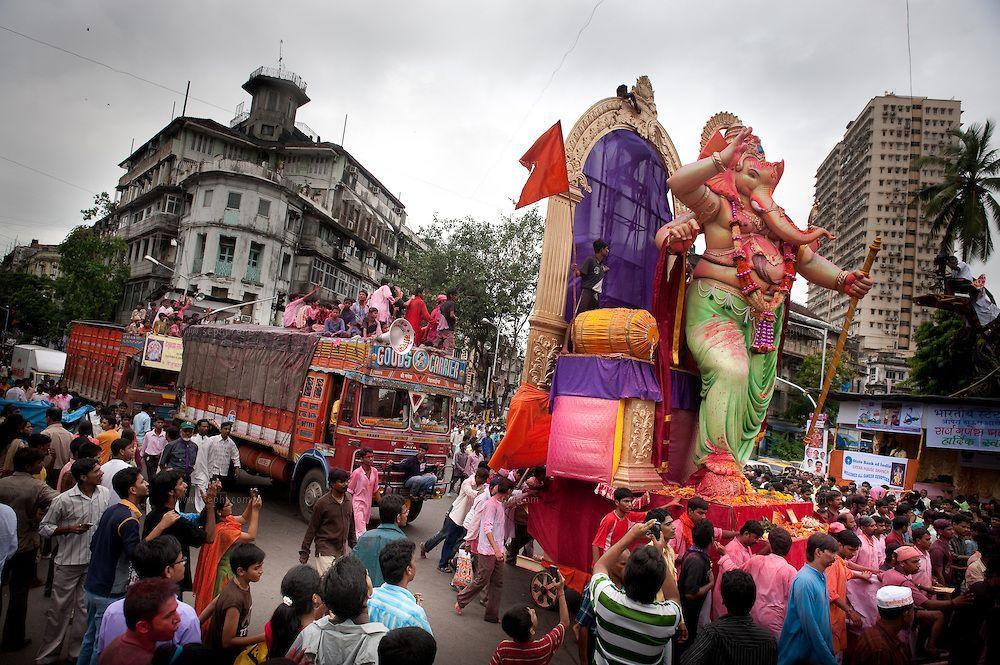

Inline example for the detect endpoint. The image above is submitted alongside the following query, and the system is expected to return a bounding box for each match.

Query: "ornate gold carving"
[526,331,559,390]
[563,76,682,195]
[700,111,744,151]
[629,399,654,462]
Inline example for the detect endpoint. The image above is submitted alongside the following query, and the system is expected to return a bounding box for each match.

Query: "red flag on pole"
[515,121,569,209]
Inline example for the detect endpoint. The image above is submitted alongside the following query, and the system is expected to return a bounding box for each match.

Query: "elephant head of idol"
[700,113,834,246]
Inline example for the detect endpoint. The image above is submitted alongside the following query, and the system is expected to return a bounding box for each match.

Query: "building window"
[257,198,271,218]
[190,133,214,154]
[226,192,242,210]
[280,253,291,280]
[164,194,181,215]
[211,286,229,299]
[192,233,207,273]
[216,235,236,277]
[245,242,263,284]
[261,124,275,137]
[203,189,214,207]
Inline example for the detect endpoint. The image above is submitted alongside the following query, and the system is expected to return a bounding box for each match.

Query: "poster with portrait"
[841,451,908,490]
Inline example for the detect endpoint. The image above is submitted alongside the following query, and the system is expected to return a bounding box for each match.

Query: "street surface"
[2,472,578,664]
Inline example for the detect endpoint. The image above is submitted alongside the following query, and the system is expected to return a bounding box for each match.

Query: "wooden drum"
[570,308,659,361]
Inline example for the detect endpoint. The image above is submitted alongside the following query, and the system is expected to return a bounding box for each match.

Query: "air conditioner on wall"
[347,166,358,175]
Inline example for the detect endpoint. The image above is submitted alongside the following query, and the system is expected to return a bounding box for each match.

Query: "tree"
[906,309,998,396]
[397,209,544,385]
[915,120,1000,262]
[0,272,60,345]
[783,350,854,424]
[81,191,117,222]
[54,226,130,331]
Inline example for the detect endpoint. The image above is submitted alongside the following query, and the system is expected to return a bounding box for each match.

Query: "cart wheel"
[530,570,559,610]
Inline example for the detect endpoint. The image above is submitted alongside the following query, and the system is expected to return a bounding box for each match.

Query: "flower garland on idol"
[728,200,795,353]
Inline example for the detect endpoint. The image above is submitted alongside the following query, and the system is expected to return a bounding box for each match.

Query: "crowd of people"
[126,297,194,337]
[2,390,997,665]
[280,280,458,352]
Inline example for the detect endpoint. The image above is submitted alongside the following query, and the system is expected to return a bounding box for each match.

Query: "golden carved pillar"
[521,187,582,389]
[613,398,666,490]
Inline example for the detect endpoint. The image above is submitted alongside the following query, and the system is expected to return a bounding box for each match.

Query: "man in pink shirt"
[282,285,319,328]
[368,280,397,325]
[909,527,934,592]
[711,520,764,619]
[456,477,513,623]
[741,527,797,636]
[140,416,168,478]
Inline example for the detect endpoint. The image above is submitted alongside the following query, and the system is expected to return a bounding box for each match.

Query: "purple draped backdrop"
[565,129,673,321]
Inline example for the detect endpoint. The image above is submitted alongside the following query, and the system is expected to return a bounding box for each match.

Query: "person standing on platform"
[777,533,839,665]
[571,239,610,314]
[348,448,380,537]
[670,497,735,559]
[404,287,434,346]
[436,290,458,353]
[710,520,763,619]
[299,468,356,576]
[742,527,797,637]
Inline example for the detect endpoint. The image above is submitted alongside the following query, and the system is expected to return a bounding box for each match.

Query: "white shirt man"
[191,423,240,511]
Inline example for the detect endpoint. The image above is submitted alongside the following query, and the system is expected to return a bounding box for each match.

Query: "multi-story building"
[858,351,911,394]
[1,239,61,279]
[807,95,962,355]
[97,66,414,324]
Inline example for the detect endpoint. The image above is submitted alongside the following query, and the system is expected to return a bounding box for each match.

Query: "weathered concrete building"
[98,66,417,324]
[1,239,61,279]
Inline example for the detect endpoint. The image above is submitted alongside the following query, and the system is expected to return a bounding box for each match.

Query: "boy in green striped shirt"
[589,518,686,665]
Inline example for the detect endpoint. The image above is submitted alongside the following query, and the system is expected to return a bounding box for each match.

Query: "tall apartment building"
[96,66,419,325]
[807,95,962,360]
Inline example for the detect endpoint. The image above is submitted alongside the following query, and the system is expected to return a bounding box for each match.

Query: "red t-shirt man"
[591,488,647,564]
[490,623,565,665]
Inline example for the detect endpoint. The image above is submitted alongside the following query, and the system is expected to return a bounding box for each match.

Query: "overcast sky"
[1,0,998,302]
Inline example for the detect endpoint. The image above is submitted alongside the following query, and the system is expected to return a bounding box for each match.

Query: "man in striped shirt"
[368,539,432,634]
[590,518,685,665]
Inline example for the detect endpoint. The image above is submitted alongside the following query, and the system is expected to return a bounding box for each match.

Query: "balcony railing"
[215,260,234,278]
[243,264,262,285]
[249,66,307,92]
[123,212,179,240]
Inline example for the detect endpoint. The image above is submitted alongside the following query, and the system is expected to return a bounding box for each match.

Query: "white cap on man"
[876,585,913,609]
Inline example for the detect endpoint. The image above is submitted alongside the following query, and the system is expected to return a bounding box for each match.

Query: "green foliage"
[54,225,130,331]
[915,120,1000,262]
[0,272,60,344]
[783,351,853,423]
[906,309,994,395]
[396,209,544,359]
[81,191,116,222]
[767,431,806,462]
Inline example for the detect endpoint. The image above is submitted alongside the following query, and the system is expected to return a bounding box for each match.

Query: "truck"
[10,344,66,386]
[62,321,182,411]
[175,324,467,522]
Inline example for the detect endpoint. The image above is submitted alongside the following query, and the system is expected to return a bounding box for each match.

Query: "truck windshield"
[412,394,451,433]
[358,386,408,429]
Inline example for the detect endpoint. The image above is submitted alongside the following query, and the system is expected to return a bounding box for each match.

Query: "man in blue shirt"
[131,404,153,444]
[368,539,432,633]
[77,467,176,665]
[778,533,840,665]
[480,430,495,460]
[353,494,408,587]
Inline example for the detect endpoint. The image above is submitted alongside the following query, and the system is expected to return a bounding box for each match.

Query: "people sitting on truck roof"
[361,307,383,339]
[283,285,321,329]
[323,307,349,338]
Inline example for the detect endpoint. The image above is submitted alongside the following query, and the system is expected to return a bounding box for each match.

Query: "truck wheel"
[406,497,423,523]
[298,468,327,522]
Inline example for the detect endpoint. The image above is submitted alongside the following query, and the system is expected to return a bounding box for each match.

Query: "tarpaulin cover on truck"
[177,324,320,412]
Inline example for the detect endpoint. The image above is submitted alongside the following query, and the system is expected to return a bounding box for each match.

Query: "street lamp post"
[144,255,213,294]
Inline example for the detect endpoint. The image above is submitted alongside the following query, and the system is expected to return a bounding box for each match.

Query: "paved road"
[2,474,579,664]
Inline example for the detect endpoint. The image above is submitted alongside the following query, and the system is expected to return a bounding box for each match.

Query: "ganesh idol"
[655,116,872,496]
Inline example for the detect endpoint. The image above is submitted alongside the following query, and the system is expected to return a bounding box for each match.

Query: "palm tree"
[915,120,1000,262]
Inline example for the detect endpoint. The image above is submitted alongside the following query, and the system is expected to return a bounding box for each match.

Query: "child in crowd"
[205,543,266,661]
[491,572,568,665]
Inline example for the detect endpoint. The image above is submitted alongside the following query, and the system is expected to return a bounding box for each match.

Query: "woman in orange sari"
[192,488,262,613]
